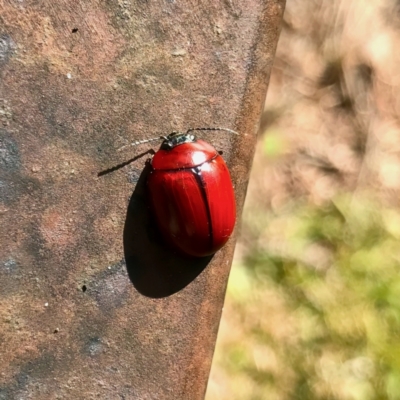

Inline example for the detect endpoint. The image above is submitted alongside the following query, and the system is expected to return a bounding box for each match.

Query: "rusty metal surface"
[0,1,285,399]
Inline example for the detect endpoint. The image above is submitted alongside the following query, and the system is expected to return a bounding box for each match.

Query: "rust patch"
[0,1,124,81]
[40,210,75,249]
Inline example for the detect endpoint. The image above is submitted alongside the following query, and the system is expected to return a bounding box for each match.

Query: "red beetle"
[120,128,237,257]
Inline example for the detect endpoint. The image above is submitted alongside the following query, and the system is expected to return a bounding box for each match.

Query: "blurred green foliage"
[213,196,400,400]
[262,130,286,158]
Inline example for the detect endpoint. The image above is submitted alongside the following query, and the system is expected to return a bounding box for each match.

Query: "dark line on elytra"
[191,166,213,249]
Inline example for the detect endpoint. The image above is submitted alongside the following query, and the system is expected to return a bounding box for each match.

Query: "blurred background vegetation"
[206,0,400,399]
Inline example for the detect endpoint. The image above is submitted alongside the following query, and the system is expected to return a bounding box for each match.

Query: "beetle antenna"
[117,136,168,152]
[186,127,239,136]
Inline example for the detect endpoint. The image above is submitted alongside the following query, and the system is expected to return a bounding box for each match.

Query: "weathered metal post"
[0,1,284,398]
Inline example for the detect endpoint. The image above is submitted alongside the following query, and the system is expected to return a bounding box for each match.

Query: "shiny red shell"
[147,139,236,257]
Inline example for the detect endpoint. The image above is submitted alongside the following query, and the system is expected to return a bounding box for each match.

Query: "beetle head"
[160,132,196,150]
[117,127,238,153]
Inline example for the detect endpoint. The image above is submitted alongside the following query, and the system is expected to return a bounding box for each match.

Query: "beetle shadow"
[123,164,212,298]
